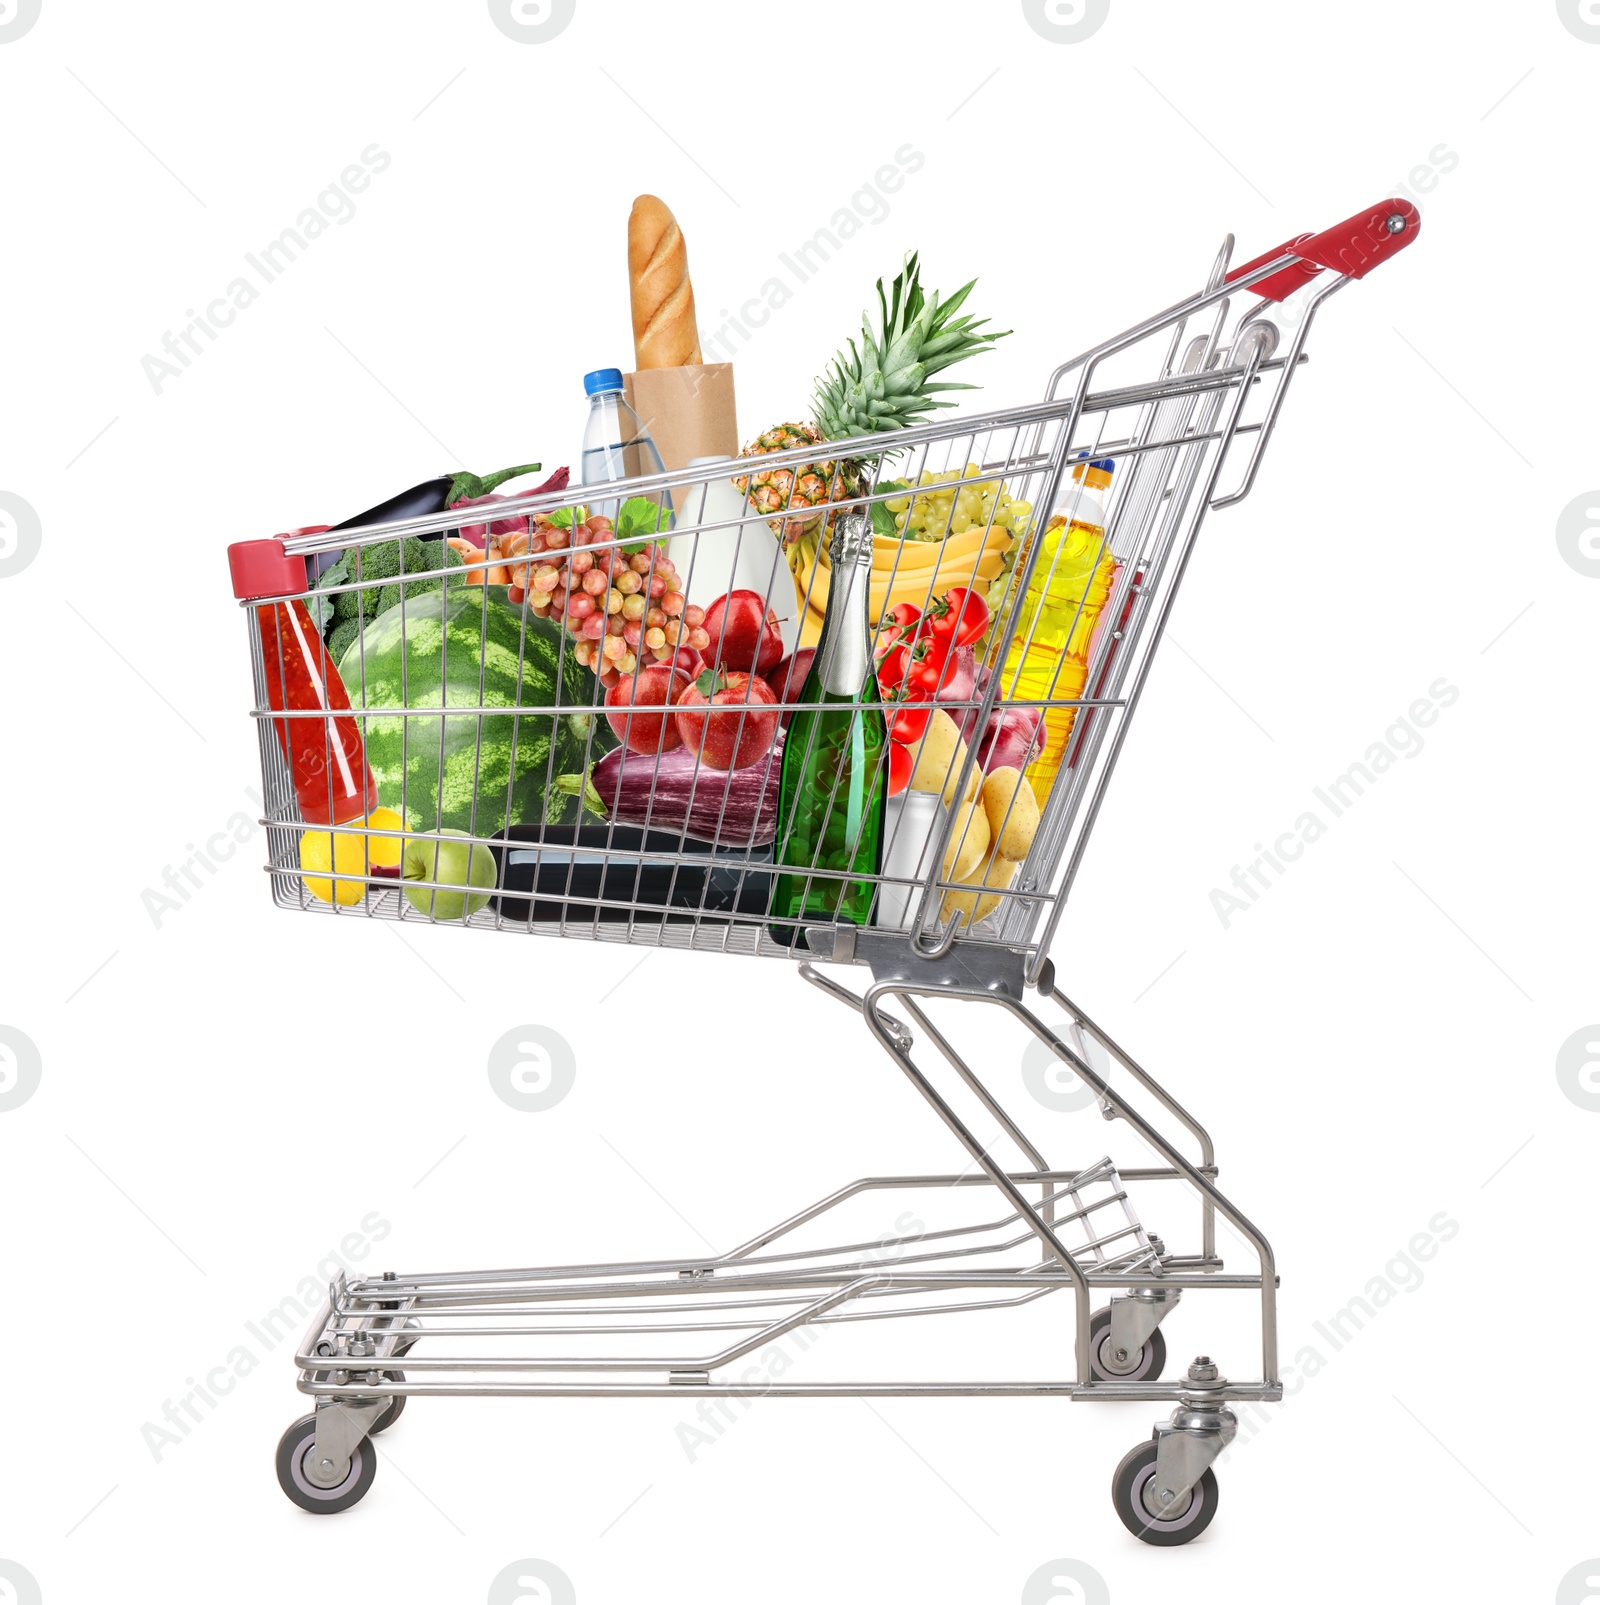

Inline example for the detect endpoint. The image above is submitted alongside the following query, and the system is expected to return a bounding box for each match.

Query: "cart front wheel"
[276,1415,376,1514]
[1111,1440,1217,1546]
[1090,1306,1166,1382]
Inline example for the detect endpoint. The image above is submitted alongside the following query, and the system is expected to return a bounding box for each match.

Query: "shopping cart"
[229,200,1419,1543]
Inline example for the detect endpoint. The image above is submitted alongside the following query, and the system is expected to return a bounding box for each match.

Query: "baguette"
[628,194,703,370]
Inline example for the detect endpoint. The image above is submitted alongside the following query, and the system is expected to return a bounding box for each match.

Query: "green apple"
[401,829,497,920]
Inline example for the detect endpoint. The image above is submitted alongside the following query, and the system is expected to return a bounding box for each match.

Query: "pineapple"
[734,422,848,546]
[736,254,1009,551]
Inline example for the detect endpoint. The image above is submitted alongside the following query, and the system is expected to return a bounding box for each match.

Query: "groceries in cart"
[770,515,888,945]
[235,188,1137,946]
[991,454,1118,797]
[257,595,378,827]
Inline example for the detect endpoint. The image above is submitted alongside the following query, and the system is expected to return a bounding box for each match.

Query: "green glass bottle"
[770,514,888,948]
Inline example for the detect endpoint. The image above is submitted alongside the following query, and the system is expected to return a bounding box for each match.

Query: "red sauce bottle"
[258,596,377,826]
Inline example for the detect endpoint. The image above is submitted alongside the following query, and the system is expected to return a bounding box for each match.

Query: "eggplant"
[310,476,455,576]
[580,737,784,847]
[312,464,553,575]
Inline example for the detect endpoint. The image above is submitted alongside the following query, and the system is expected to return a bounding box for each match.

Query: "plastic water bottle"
[580,368,669,528]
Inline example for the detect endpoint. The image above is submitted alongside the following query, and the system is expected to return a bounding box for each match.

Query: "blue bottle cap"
[1089,457,1115,473]
[583,368,625,396]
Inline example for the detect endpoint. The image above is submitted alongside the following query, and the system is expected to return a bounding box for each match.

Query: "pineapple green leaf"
[813,251,1010,443]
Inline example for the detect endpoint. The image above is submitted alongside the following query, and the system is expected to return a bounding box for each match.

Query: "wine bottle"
[769,514,888,948]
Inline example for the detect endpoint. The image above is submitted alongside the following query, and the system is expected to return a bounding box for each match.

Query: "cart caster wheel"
[369,1338,414,1435]
[275,1415,376,1514]
[369,1374,407,1435]
[1111,1440,1217,1546]
[1089,1306,1166,1381]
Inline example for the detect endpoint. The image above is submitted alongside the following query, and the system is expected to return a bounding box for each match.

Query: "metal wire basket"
[233,217,1399,979]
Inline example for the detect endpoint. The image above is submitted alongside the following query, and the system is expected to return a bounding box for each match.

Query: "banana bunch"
[793,521,1013,647]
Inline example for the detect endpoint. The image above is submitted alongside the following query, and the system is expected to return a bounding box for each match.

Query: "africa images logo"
[0,0,43,44]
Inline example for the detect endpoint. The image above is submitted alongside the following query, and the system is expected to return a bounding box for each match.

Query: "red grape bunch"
[504,514,711,691]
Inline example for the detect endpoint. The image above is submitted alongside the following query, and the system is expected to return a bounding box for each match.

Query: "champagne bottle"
[770,514,888,948]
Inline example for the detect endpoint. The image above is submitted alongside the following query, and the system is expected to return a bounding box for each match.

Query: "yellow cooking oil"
[997,458,1116,799]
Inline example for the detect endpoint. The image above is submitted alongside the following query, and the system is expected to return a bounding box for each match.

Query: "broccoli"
[336,536,446,619]
[373,540,465,618]
[327,617,362,665]
[419,538,464,576]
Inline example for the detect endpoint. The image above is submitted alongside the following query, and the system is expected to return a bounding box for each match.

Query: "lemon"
[299,825,368,905]
[364,807,405,871]
[299,808,409,903]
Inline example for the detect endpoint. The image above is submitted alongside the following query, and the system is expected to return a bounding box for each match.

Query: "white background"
[2,1,1596,1601]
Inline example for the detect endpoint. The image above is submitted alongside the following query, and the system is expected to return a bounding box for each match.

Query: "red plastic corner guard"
[227,526,328,600]
[1227,199,1421,302]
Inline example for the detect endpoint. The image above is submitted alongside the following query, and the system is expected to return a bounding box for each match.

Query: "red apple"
[605,663,691,754]
[765,648,816,729]
[675,669,779,771]
[704,589,785,676]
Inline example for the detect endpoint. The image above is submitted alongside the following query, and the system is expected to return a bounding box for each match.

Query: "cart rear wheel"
[1111,1440,1217,1546]
[369,1337,415,1434]
[1089,1306,1166,1382]
[369,1373,407,1435]
[275,1415,376,1514]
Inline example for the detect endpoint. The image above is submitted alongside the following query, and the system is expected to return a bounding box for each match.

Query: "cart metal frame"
[233,200,1420,1541]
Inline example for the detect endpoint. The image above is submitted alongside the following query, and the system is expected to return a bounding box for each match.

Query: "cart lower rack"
[233,200,1419,1543]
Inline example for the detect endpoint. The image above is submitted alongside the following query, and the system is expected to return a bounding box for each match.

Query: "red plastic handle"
[227,526,327,599]
[1227,199,1421,302]
[1225,233,1319,303]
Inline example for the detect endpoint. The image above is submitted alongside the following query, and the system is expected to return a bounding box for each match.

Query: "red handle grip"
[1227,199,1420,302]
[227,525,327,599]
[1225,233,1319,303]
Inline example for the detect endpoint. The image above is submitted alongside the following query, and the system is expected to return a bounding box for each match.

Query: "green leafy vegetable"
[307,548,358,636]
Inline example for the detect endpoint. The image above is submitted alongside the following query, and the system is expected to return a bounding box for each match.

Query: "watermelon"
[339,587,609,835]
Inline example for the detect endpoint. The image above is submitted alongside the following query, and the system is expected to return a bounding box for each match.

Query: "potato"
[939,795,991,885]
[980,766,1041,861]
[940,844,1018,927]
[908,709,978,805]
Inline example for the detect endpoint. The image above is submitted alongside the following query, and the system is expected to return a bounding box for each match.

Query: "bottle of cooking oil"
[996,456,1117,800]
